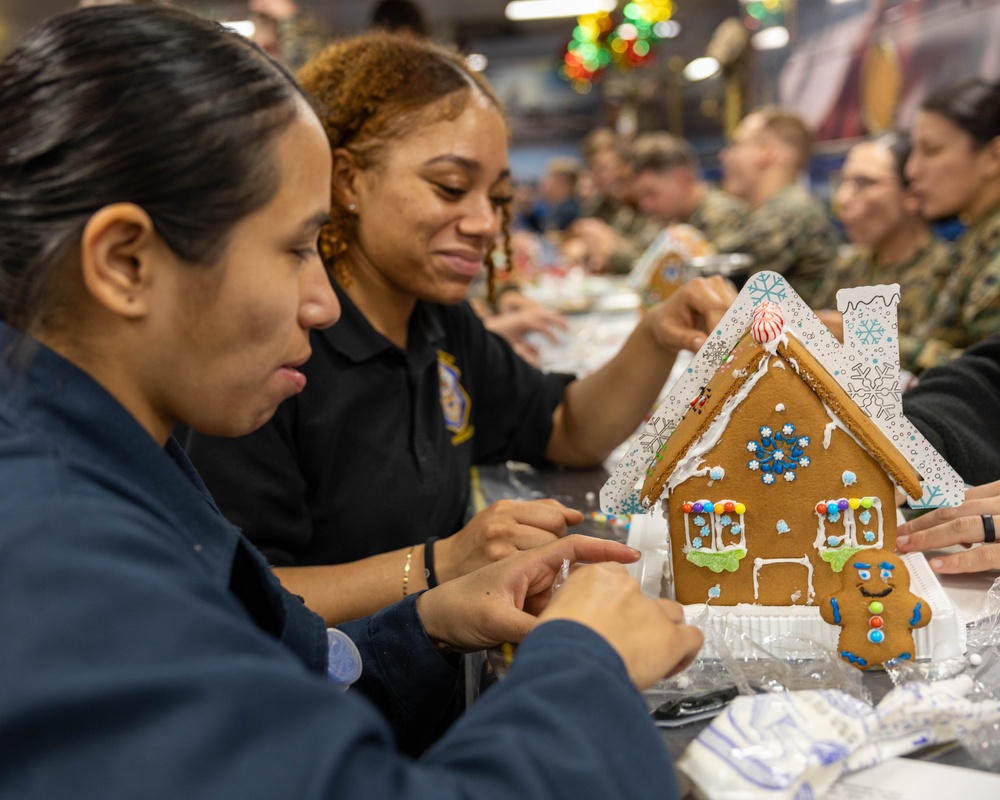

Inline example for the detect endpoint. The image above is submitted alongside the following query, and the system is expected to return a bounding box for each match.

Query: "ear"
[331,147,362,211]
[79,203,161,320]
[979,135,1000,180]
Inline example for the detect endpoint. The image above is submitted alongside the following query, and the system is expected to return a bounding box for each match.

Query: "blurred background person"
[814,133,952,378]
[628,131,748,255]
[518,156,581,235]
[903,77,1000,372]
[562,127,660,274]
[248,0,330,70]
[720,106,841,306]
[370,0,428,38]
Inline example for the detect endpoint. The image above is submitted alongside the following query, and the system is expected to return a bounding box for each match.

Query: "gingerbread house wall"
[666,353,897,606]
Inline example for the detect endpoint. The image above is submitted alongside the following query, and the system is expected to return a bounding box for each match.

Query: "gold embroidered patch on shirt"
[438,351,474,445]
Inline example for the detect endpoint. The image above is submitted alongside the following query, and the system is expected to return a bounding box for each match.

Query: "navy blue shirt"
[187,286,574,566]
[0,323,680,800]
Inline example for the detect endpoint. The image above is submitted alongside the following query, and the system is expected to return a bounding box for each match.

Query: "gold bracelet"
[402,545,416,598]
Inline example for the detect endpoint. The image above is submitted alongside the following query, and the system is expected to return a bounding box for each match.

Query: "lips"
[439,250,485,278]
[860,586,893,598]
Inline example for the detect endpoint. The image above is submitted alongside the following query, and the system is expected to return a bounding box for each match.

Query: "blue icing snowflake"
[731,524,742,535]
[842,471,857,486]
[693,515,706,526]
[709,466,725,481]
[693,537,703,548]
[863,531,875,542]
[720,515,732,526]
[708,585,721,599]
[746,422,810,485]
[827,535,839,546]
[699,525,711,536]
[827,509,841,523]
[859,510,872,524]
[776,520,789,534]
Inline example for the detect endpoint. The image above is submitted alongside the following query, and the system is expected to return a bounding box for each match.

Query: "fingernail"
[896,534,909,548]
[629,546,642,556]
[691,336,705,349]
[930,558,943,570]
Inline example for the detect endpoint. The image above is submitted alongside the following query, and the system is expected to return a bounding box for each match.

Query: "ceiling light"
[222,19,255,37]
[505,0,617,22]
[751,25,790,50]
[465,53,489,72]
[654,20,681,38]
[683,56,721,82]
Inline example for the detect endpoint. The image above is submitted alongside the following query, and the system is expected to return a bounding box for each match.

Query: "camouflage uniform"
[688,187,750,255]
[731,184,842,307]
[906,202,1000,373]
[814,237,953,375]
[276,12,331,71]
[579,195,662,274]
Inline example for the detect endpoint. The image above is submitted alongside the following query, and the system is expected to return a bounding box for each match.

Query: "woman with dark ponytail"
[901,78,1000,372]
[0,8,702,797]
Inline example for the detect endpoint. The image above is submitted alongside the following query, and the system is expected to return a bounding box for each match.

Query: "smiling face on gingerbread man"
[850,555,900,599]
[820,549,931,669]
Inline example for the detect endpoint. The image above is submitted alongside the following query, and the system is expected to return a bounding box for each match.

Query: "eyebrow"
[878,562,895,570]
[425,154,511,182]
[297,211,331,235]
[853,562,871,570]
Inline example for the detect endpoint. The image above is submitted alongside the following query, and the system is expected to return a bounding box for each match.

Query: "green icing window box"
[686,549,747,573]
[820,547,862,572]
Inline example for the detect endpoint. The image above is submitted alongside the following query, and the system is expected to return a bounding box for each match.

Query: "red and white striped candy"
[751,301,784,344]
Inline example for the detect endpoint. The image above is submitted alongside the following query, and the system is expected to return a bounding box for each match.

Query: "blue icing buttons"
[867,629,885,644]
[842,470,857,486]
[709,466,725,481]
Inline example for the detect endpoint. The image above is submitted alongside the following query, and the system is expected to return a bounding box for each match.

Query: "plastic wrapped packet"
[677,673,1000,799]
[644,604,869,714]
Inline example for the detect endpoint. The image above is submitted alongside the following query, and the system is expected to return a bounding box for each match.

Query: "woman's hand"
[482,304,568,367]
[435,498,583,583]
[416,535,703,689]
[897,480,1000,573]
[644,275,738,353]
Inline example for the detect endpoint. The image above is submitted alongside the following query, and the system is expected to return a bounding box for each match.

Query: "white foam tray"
[626,512,966,661]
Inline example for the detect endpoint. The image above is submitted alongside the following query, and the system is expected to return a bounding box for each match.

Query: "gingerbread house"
[601,271,964,610]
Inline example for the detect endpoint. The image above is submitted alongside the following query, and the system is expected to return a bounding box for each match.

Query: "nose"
[299,255,340,330]
[458,192,502,240]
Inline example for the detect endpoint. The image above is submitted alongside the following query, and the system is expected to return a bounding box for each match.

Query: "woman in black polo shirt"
[187,32,736,624]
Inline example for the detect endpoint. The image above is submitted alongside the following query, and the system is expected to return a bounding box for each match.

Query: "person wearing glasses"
[813,133,952,376]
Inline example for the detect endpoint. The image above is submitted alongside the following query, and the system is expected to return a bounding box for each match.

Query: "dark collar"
[317,281,447,364]
[0,322,238,582]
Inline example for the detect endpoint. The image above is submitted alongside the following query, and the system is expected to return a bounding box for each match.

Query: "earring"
[348,203,357,212]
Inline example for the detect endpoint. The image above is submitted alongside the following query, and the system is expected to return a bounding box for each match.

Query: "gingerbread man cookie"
[819,550,931,669]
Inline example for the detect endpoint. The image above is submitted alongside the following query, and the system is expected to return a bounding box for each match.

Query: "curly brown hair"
[297,32,512,299]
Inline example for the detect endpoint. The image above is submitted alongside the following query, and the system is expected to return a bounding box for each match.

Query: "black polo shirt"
[187,284,575,566]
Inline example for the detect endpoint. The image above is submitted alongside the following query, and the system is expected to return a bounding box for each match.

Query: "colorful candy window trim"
[680,499,747,573]
[813,495,884,572]
[746,423,810,485]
